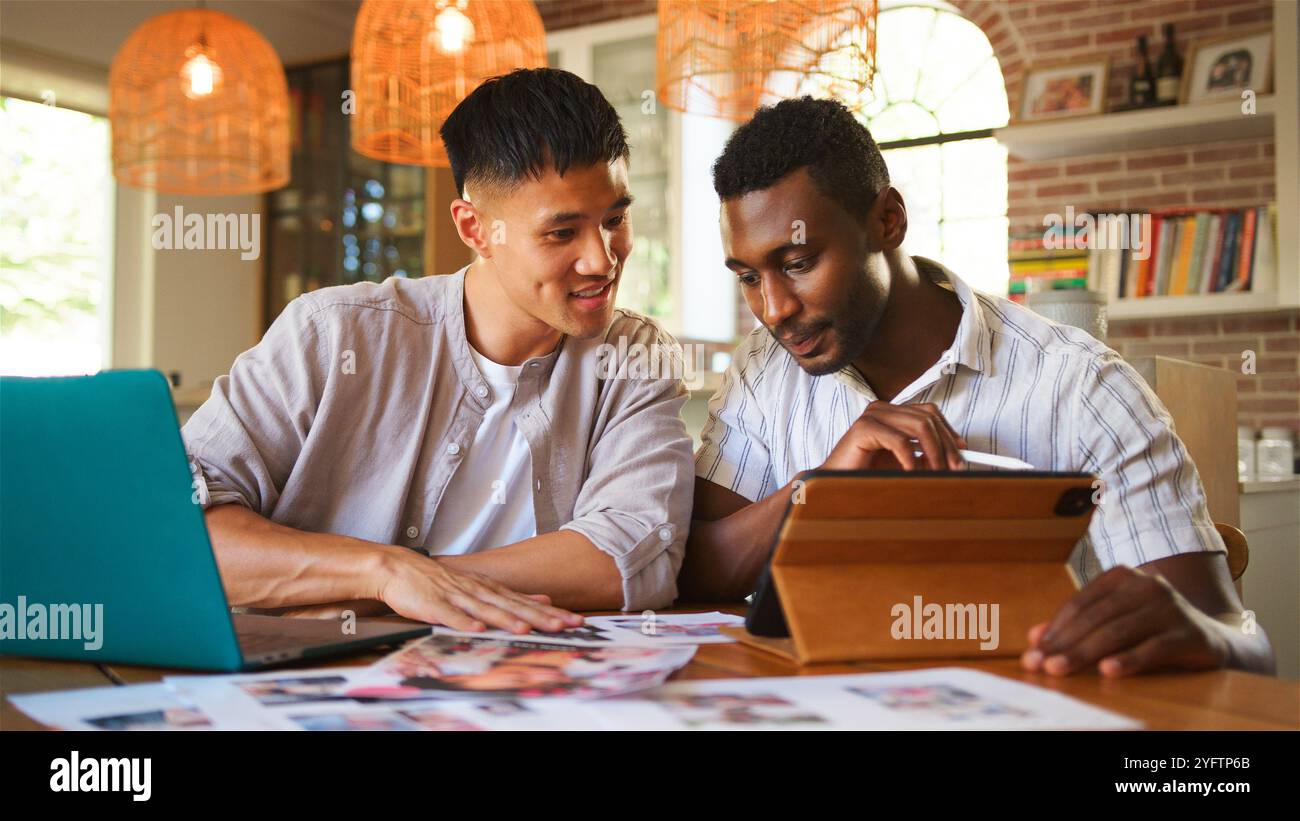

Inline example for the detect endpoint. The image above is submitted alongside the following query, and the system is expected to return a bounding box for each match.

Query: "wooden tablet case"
[722,473,1097,665]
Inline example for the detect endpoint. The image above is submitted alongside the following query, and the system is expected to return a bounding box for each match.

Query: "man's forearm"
[1211,613,1276,675]
[681,484,792,603]
[439,530,624,611]
[204,503,389,609]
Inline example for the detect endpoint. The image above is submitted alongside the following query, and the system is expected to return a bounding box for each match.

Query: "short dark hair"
[439,67,630,198]
[712,96,889,219]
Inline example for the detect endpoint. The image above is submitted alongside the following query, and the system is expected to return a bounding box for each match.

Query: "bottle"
[1132,35,1155,108]
[1155,22,1183,106]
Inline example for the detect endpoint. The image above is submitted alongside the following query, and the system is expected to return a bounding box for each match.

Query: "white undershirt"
[426,345,537,556]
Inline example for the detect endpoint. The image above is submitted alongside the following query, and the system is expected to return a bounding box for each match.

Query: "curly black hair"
[712,96,890,219]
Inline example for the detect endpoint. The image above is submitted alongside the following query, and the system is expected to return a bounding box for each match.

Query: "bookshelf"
[994,1,1300,322]
[994,95,1276,162]
[1107,290,1281,320]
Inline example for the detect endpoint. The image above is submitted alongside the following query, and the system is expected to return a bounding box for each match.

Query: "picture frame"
[1016,58,1110,123]
[1180,25,1274,105]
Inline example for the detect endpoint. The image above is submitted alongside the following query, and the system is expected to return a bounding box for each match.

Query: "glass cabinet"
[264,58,426,327]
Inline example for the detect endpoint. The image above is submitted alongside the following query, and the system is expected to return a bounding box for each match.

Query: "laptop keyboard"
[236,631,313,656]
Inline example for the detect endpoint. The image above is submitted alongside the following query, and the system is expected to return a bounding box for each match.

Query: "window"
[592,35,672,321]
[548,15,736,342]
[0,96,115,376]
[804,0,1011,295]
[265,59,427,325]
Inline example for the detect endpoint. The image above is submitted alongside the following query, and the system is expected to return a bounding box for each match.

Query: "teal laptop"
[0,369,427,671]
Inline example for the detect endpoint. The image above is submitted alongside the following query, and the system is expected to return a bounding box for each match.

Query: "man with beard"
[681,97,1273,679]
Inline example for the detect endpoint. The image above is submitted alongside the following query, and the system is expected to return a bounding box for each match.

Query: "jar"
[1237,426,1257,481]
[1026,290,1108,342]
[1256,427,1296,477]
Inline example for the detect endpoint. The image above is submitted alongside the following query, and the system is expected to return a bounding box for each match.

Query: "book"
[1154,217,1178,295]
[1232,206,1258,292]
[1216,210,1240,292]
[1200,213,1224,295]
[1184,212,1211,295]
[1136,214,1162,297]
[1113,245,1128,299]
[1251,204,1276,294]
[1009,257,1090,273]
[1169,215,1197,295]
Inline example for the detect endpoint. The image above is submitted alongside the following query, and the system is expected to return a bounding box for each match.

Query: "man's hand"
[821,401,967,471]
[1020,564,1232,678]
[681,401,969,603]
[375,546,585,635]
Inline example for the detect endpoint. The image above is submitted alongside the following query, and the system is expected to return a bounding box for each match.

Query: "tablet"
[745,470,1097,640]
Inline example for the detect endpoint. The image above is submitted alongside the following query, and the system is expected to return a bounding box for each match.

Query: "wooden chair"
[1215,523,1250,582]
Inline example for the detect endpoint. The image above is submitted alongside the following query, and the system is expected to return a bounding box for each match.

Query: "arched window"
[817,0,1011,294]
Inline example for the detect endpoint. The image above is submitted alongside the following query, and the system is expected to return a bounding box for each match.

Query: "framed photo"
[1181,26,1273,105]
[1016,59,1110,122]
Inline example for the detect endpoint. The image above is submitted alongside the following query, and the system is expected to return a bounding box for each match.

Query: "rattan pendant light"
[351,0,547,166]
[657,0,879,121]
[109,6,290,195]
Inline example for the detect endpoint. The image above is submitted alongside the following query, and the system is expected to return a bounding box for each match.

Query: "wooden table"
[4,607,1298,730]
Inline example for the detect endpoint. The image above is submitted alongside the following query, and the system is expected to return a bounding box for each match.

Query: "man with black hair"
[683,96,1274,677]
[185,69,693,632]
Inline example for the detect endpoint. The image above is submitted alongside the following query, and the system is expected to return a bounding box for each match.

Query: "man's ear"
[449,198,495,259]
[867,186,908,252]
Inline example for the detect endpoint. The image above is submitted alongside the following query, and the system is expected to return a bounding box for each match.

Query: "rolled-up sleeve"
[559,326,695,611]
[694,330,775,503]
[1072,352,1225,579]
[181,294,329,515]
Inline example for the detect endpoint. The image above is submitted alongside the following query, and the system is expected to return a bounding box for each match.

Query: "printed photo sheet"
[166,669,606,730]
[584,668,1142,731]
[420,611,745,647]
[9,683,217,731]
[343,632,697,700]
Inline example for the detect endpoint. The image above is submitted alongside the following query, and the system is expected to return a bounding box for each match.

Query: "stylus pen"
[912,448,1036,471]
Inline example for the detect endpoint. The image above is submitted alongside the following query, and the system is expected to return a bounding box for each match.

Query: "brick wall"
[1108,312,1300,433]
[957,0,1295,433]
[1007,139,1276,227]
[959,0,1274,150]
[541,0,1298,431]
[975,0,1278,233]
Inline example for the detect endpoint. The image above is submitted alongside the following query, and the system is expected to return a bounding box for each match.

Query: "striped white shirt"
[696,257,1226,583]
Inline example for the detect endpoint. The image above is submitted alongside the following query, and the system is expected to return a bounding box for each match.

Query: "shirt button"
[658,527,673,542]
[475,385,489,398]
[406,526,419,539]
[446,442,461,455]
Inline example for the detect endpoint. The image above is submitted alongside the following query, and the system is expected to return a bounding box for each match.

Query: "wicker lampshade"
[657,0,878,121]
[351,0,547,166]
[109,8,290,195]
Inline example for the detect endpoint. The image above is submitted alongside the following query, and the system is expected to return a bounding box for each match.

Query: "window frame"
[0,91,120,376]
[861,1,1010,295]
[547,14,737,343]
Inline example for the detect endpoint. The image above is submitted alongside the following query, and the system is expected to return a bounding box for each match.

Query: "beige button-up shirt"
[182,267,695,610]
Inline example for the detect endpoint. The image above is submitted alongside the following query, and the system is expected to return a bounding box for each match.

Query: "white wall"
[1241,484,1300,681]
[146,194,264,392]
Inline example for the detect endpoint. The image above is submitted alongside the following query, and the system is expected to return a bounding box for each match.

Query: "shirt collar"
[919,256,990,377]
[833,256,991,400]
[445,266,563,410]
